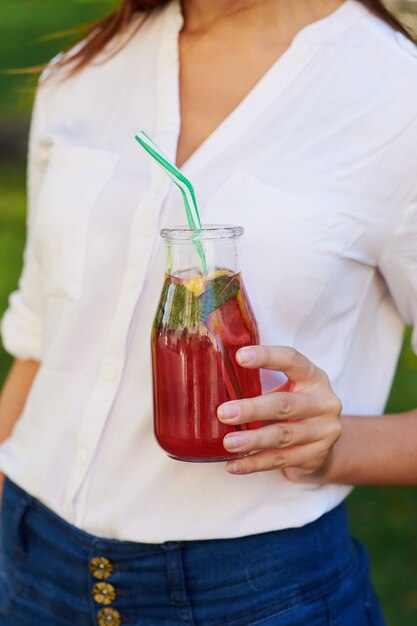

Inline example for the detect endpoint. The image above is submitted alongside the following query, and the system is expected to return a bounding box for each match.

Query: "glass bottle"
[152,225,261,462]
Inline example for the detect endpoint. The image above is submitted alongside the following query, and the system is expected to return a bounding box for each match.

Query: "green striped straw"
[135,131,207,274]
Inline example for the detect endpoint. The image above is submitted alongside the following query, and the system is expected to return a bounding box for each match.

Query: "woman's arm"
[0,359,40,443]
[314,412,417,486]
[0,359,40,495]
[217,345,417,486]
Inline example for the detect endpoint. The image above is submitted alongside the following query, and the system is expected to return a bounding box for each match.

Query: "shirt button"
[126,271,138,288]
[103,364,117,383]
[92,582,117,605]
[97,607,121,626]
[90,557,114,580]
[78,449,89,466]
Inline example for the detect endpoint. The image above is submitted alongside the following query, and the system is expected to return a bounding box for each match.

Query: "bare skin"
[177,0,417,483]
[217,346,417,484]
[177,0,344,166]
[1,0,416,501]
[0,359,40,499]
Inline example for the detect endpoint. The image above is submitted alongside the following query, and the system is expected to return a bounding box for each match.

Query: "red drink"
[152,270,261,462]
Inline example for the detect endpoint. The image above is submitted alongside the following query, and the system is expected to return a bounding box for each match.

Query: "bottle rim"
[160,224,244,241]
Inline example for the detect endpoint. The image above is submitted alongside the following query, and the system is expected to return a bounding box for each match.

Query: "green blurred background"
[1,2,417,624]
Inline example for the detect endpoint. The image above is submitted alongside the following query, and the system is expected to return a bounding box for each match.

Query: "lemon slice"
[209,269,231,280]
[184,275,205,296]
[184,269,232,296]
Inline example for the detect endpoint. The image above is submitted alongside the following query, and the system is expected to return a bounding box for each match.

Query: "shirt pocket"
[203,172,362,346]
[32,145,119,301]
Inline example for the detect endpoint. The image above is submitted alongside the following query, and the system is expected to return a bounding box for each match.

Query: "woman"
[0,0,416,624]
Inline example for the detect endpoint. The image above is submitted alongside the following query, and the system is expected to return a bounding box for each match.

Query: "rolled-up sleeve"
[379,200,417,353]
[1,84,50,360]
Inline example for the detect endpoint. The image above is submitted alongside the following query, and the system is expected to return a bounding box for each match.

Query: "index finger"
[236,345,319,383]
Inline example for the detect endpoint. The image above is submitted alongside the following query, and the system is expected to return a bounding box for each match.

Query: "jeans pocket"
[2,485,30,562]
[0,547,12,617]
[0,480,31,616]
[236,597,329,626]
[0,517,16,618]
[326,576,386,626]
[323,538,387,626]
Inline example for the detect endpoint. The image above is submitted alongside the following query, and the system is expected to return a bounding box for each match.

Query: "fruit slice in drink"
[152,271,261,461]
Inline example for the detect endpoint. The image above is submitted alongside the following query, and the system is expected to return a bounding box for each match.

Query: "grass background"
[1,2,417,624]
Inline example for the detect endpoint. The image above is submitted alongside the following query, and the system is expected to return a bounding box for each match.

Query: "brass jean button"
[93,581,117,605]
[90,556,114,580]
[97,607,122,626]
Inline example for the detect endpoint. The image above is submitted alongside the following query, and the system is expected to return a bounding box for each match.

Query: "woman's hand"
[217,345,343,479]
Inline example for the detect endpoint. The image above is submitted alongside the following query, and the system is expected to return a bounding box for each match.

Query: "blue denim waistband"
[0,478,374,626]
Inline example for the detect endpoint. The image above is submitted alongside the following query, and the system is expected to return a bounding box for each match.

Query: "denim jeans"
[0,478,385,626]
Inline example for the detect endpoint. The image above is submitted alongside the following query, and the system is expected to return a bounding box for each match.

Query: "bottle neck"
[165,238,240,278]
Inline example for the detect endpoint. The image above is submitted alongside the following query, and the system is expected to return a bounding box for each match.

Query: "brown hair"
[51,0,415,77]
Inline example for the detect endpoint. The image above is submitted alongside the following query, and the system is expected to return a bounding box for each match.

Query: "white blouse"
[1,0,417,542]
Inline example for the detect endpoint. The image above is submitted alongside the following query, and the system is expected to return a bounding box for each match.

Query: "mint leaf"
[199,275,240,322]
[155,274,240,331]
[155,280,201,331]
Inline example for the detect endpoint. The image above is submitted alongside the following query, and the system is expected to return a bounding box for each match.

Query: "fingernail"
[236,347,256,365]
[218,403,240,421]
[224,434,245,450]
[226,460,244,474]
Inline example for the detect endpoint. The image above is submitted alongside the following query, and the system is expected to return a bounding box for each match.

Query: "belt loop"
[163,542,190,607]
